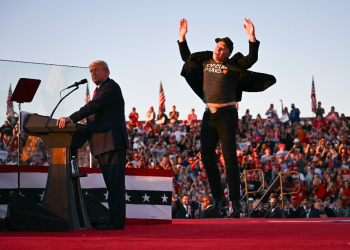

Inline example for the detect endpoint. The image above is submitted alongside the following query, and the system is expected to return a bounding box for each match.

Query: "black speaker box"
[6,191,69,231]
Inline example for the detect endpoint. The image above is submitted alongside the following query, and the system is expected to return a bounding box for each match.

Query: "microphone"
[64,79,88,90]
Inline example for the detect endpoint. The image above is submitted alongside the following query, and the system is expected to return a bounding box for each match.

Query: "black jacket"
[178,40,276,103]
[309,209,325,218]
[296,206,315,218]
[69,78,129,156]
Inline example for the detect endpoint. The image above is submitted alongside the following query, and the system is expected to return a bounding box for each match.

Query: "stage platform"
[1,218,349,250]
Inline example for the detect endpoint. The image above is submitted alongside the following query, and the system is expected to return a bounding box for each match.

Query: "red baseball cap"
[266,147,271,151]
[293,167,299,171]
[291,196,297,200]
[253,148,258,152]
[247,173,253,179]
[341,153,347,157]
[134,153,139,157]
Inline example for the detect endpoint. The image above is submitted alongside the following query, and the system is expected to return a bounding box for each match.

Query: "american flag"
[6,83,14,115]
[84,83,90,104]
[311,76,317,111]
[159,81,166,112]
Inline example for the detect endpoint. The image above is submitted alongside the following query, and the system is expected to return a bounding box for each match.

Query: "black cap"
[215,37,233,53]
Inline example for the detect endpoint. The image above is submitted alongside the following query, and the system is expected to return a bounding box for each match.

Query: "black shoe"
[208,196,229,213]
[232,200,244,213]
[96,224,125,230]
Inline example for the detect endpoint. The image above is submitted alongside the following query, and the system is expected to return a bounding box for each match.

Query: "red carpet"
[1,219,349,250]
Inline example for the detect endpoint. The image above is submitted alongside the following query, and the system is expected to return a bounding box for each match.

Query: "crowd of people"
[1,102,350,219]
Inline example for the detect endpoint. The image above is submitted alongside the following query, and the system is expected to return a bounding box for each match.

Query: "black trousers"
[97,149,126,227]
[201,108,240,201]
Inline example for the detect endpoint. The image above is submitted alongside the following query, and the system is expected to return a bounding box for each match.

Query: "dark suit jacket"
[200,206,223,219]
[309,209,325,218]
[270,207,283,218]
[178,40,276,103]
[324,207,336,218]
[296,206,315,218]
[69,78,129,156]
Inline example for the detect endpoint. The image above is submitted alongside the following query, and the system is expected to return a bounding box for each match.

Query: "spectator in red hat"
[276,143,288,161]
[327,106,339,120]
[187,108,197,127]
[145,106,155,125]
[313,101,325,118]
[290,196,298,208]
[241,173,261,197]
[128,107,139,127]
[130,153,140,167]
[249,155,262,169]
[332,153,350,170]
[169,105,180,125]
[277,155,287,171]
[265,103,277,121]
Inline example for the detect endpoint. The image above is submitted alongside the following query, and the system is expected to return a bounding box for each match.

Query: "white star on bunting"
[104,191,109,200]
[125,192,131,201]
[142,193,150,202]
[161,194,168,203]
[39,191,45,201]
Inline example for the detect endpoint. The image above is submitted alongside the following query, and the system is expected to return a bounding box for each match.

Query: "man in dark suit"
[296,197,314,218]
[175,195,193,219]
[57,60,129,230]
[333,198,349,217]
[309,200,328,218]
[178,18,276,215]
[200,195,222,219]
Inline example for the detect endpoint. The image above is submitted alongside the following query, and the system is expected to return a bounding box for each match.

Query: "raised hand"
[243,18,256,42]
[179,18,188,42]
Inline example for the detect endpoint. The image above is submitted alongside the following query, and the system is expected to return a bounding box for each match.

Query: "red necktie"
[92,87,98,100]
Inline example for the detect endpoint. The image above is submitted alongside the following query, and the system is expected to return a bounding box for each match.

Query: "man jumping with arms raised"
[178,18,275,214]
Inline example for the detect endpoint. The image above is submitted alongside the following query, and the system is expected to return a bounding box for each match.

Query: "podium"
[23,114,91,230]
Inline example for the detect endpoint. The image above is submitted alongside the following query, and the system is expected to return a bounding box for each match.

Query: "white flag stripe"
[0,173,48,188]
[0,173,172,190]
[126,204,171,220]
[102,203,171,220]
[125,176,172,191]
[80,173,106,188]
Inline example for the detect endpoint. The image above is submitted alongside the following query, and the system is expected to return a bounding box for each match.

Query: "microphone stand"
[50,87,79,118]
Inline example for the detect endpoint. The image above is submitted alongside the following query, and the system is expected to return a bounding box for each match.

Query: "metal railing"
[240,169,265,218]
[248,171,300,218]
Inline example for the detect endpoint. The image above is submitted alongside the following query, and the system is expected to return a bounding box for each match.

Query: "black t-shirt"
[1,125,13,136]
[203,60,238,103]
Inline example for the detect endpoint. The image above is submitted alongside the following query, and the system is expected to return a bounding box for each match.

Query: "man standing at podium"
[57,60,129,230]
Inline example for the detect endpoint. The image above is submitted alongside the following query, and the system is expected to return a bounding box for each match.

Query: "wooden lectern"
[23,114,91,230]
